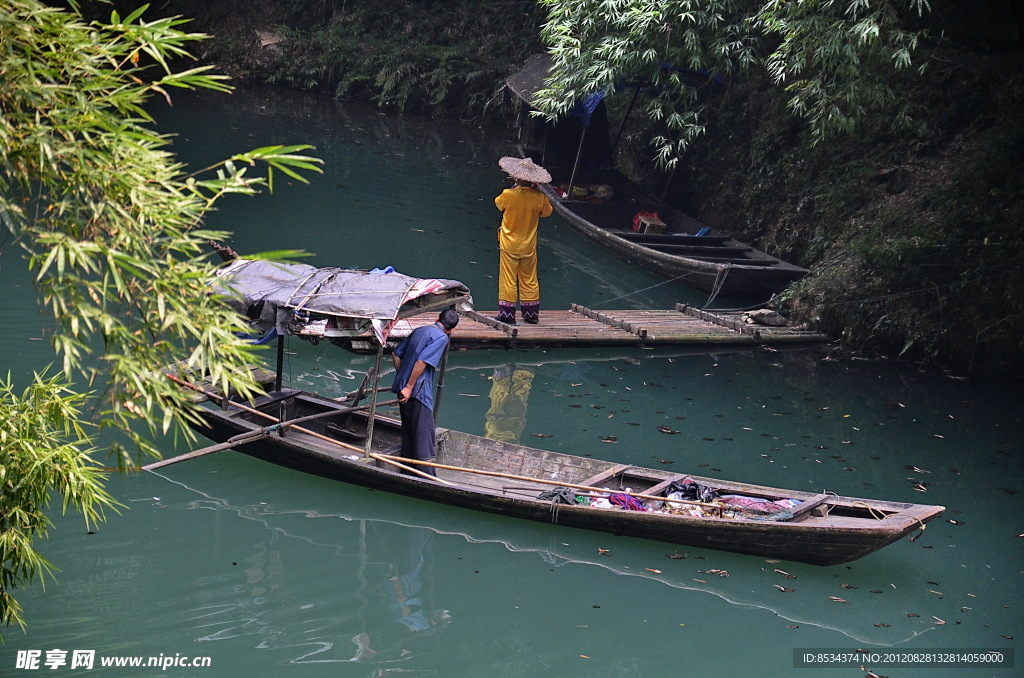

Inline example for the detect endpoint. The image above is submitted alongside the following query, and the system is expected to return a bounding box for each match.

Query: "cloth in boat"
[538,487,581,505]
[498,156,552,184]
[666,477,718,504]
[609,493,647,511]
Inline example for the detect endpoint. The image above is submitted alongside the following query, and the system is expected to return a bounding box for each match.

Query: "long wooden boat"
[504,54,808,299]
[176,382,943,567]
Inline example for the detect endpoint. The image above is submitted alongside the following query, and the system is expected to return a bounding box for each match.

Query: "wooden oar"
[143,396,397,471]
[374,454,724,513]
[143,430,268,470]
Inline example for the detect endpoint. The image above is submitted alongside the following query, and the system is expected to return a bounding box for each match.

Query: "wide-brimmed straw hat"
[498,156,552,184]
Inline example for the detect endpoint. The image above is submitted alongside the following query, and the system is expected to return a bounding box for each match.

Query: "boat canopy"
[214,259,473,344]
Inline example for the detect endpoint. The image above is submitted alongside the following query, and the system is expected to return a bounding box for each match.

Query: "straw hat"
[498,156,552,184]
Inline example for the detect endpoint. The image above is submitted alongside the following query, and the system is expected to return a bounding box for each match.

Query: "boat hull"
[540,183,808,299]
[190,389,943,567]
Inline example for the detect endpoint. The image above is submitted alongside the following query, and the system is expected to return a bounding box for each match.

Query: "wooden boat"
[504,55,808,300]
[156,254,942,567]
[174,383,943,567]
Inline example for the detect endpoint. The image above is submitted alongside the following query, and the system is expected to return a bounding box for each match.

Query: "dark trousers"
[398,398,437,476]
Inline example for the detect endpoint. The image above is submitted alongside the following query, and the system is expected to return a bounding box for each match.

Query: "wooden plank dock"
[345,304,829,351]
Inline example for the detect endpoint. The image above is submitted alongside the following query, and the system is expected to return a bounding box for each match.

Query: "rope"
[850,500,928,541]
[702,264,731,309]
[591,270,703,307]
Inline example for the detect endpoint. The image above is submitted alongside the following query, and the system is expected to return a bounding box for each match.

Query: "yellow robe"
[494,185,552,303]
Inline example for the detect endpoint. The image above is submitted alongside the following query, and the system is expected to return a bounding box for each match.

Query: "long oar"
[143,430,269,470]
[374,454,724,513]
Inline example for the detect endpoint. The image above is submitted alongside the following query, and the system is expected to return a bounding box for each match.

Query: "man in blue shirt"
[391,310,460,476]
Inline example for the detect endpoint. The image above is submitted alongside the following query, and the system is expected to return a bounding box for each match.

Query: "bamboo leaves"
[537,1,932,162]
[0,0,321,634]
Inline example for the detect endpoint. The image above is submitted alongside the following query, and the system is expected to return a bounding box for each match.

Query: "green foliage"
[535,1,931,167]
[175,0,545,117]
[0,0,322,634]
[757,0,930,142]
[0,372,116,632]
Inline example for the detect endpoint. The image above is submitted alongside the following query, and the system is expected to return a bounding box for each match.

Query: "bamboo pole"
[373,454,723,513]
[367,453,454,485]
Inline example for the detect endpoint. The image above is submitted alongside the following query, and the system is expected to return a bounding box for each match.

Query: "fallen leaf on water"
[829,596,849,603]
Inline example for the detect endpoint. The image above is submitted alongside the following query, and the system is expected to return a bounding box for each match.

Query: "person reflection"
[349,524,451,664]
[484,364,535,444]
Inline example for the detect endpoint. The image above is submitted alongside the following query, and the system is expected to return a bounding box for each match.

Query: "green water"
[1,88,1020,677]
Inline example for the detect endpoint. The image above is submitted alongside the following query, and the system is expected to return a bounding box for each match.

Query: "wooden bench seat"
[578,464,630,488]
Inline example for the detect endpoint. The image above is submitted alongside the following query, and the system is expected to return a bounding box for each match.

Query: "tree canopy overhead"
[535,0,932,165]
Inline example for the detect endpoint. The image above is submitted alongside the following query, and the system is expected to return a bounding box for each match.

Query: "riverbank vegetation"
[111,0,1024,377]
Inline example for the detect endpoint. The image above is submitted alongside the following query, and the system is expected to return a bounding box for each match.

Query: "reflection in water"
[354,523,451,664]
[484,365,534,443]
[178,485,451,670]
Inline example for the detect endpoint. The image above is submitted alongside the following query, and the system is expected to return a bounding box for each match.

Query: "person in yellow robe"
[494,156,553,324]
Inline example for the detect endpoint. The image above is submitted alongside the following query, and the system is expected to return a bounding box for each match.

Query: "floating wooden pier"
[346,304,829,351]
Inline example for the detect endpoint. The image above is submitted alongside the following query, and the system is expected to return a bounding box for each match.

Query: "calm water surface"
[1,88,1021,677]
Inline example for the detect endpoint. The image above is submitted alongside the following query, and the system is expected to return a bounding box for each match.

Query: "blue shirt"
[391,323,449,411]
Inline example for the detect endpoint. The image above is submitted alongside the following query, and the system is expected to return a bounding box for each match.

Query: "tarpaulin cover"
[213,259,473,344]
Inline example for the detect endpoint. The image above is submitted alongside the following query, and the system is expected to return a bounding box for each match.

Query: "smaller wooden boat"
[504,54,808,300]
[537,180,809,299]
[156,254,942,567]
